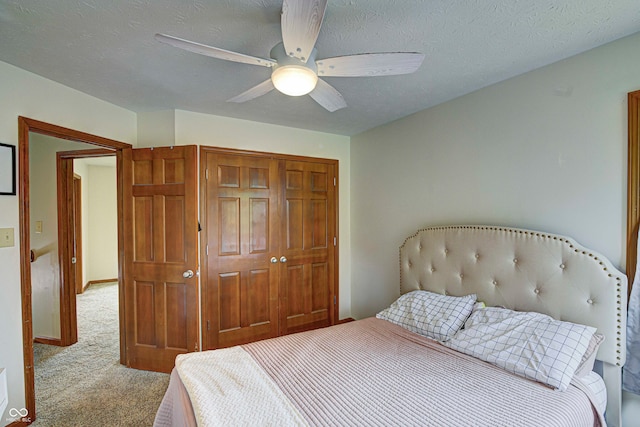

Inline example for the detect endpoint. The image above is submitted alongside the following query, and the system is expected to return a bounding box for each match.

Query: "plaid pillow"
[581,371,607,414]
[376,290,476,341]
[444,306,596,391]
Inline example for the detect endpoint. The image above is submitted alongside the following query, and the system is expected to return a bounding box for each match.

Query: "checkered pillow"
[376,290,476,341]
[581,371,607,414]
[444,306,596,391]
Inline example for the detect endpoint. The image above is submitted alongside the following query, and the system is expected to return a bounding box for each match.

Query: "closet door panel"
[280,160,336,335]
[202,151,280,350]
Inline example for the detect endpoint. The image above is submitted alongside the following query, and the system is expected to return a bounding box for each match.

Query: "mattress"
[154,318,603,427]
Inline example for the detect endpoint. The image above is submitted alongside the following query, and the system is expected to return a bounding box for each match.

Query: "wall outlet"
[0,228,15,248]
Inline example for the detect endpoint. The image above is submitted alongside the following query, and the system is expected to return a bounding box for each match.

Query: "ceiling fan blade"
[281,0,327,62]
[309,79,347,112]
[227,79,275,103]
[317,52,425,77]
[155,33,276,68]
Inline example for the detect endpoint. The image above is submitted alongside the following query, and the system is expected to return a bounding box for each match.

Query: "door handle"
[280,256,287,263]
[183,269,194,279]
[270,257,278,264]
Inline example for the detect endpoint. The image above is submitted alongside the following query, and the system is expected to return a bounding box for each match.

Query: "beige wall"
[350,31,640,319]
[0,60,137,419]
[74,158,118,285]
[86,163,118,282]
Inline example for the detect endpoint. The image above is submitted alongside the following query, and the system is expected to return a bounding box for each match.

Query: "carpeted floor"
[33,282,170,426]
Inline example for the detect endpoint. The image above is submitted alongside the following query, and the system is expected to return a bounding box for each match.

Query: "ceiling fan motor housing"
[270,42,319,96]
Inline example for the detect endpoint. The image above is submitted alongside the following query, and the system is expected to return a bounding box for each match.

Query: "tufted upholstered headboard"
[399,225,627,427]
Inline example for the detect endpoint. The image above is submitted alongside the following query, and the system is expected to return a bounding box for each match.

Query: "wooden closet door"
[123,145,199,373]
[202,151,280,349]
[279,160,336,335]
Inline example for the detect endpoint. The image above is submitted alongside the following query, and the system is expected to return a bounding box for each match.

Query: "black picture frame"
[0,142,16,195]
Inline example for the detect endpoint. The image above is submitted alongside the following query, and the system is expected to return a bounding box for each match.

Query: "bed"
[154,225,628,427]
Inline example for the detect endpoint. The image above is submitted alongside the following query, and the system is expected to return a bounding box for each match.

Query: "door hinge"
[71,257,77,264]
[334,295,337,305]
[207,320,210,331]
[205,244,209,256]
[205,168,209,180]
[195,341,199,351]
[333,177,336,186]
[333,236,337,246]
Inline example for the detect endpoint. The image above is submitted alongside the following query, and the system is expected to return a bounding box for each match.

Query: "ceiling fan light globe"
[271,65,318,96]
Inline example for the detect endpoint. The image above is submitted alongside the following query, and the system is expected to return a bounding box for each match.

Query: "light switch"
[0,228,14,248]
[35,221,43,233]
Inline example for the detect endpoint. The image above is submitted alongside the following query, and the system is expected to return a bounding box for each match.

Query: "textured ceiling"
[1,0,639,136]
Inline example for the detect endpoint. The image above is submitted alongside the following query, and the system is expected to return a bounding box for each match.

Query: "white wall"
[0,60,136,421]
[86,163,118,282]
[350,31,640,319]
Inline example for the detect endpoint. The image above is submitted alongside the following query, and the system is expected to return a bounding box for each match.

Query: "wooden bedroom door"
[279,160,336,335]
[201,150,280,349]
[122,145,199,373]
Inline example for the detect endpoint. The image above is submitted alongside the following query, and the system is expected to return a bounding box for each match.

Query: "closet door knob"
[183,270,194,279]
[280,256,287,263]
[270,257,278,264]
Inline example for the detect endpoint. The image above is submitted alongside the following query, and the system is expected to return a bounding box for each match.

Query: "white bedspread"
[174,346,307,426]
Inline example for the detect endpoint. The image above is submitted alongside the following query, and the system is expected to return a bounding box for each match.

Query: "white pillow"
[444,306,595,391]
[376,290,476,341]
[573,333,604,378]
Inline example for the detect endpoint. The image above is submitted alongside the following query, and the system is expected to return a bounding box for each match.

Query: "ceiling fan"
[155,0,424,112]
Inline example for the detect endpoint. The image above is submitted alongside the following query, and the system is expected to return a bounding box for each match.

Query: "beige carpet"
[33,282,170,426]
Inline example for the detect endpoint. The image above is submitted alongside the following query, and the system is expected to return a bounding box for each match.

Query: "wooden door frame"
[627,90,640,295]
[199,145,340,350]
[73,173,83,295]
[18,117,131,424]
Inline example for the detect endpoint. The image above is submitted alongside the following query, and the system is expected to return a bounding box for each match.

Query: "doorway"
[18,117,131,422]
[53,149,118,345]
